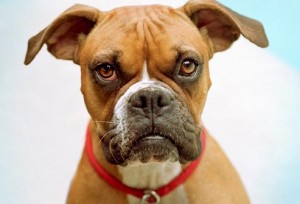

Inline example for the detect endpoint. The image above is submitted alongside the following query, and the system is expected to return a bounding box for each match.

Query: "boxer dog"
[24,0,268,203]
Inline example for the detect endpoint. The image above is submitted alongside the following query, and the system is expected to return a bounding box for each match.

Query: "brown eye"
[179,59,198,76]
[94,63,117,81]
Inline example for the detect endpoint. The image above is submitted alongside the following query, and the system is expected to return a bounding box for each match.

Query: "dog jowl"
[25,0,268,203]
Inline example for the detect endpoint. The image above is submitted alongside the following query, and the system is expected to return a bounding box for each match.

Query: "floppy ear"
[24,4,100,65]
[179,0,268,53]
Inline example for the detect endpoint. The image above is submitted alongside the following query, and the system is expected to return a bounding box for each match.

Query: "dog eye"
[179,59,198,76]
[94,63,117,81]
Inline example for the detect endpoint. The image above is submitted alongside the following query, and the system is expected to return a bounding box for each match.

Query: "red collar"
[85,123,206,203]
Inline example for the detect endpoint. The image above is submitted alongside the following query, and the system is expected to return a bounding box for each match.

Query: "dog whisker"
[120,151,126,163]
[92,120,117,124]
[98,129,114,144]
[109,140,121,165]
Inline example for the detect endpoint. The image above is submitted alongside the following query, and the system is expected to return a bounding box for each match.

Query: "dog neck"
[118,161,182,189]
[118,161,188,203]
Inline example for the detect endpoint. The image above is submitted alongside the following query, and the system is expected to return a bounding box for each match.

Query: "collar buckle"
[140,190,160,204]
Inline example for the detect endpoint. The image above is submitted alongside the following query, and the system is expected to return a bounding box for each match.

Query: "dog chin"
[124,137,180,165]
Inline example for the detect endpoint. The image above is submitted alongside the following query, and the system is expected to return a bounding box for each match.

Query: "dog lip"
[128,133,179,164]
[134,133,176,146]
[141,136,164,140]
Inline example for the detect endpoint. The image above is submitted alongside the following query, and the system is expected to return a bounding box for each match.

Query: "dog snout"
[129,88,172,115]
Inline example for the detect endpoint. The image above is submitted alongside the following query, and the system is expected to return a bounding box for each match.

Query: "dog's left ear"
[24,4,100,65]
[179,0,269,53]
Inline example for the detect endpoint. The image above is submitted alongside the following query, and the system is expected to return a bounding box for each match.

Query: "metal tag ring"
[140,190,160,204]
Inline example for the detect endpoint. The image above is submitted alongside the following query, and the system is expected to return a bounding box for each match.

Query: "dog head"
[25,0,268,166]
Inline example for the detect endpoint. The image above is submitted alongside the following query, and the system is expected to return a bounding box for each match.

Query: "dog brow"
[90,49,123,66]
[173,45,203,64]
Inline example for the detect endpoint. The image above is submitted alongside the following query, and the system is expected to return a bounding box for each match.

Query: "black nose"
[130,88,172,114]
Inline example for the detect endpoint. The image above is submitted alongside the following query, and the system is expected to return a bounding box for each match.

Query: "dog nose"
[130,88,172,113]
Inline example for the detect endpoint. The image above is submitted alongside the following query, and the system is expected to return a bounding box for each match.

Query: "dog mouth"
[134,133,176,147]
[127,133,179,163]
[102,125,202,165]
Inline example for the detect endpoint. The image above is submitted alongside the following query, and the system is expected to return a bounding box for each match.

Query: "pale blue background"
[1,1,299,204]
[225,0,300,70]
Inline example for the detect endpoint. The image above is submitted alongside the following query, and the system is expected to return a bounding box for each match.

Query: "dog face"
[24,0,268,166]
[79,6,212,165]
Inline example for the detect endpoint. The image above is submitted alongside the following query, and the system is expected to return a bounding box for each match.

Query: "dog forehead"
[111,5,171,16]
[83,5,206,73]
[108,5,178,24]
[88,5,203,52]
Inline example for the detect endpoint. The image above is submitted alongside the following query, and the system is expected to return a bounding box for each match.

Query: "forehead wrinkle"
[105,6,178,47]
[143,9,174,44]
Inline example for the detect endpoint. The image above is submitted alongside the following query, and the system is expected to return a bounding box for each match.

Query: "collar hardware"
[140,190,160,204]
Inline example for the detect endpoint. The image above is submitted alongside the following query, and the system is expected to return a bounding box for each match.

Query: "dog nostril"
[157,95,171,107]
[131,94,148,108]
[139,95,147,108]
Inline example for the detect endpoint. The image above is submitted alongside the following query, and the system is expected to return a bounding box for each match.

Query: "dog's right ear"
[24,4,100,65]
